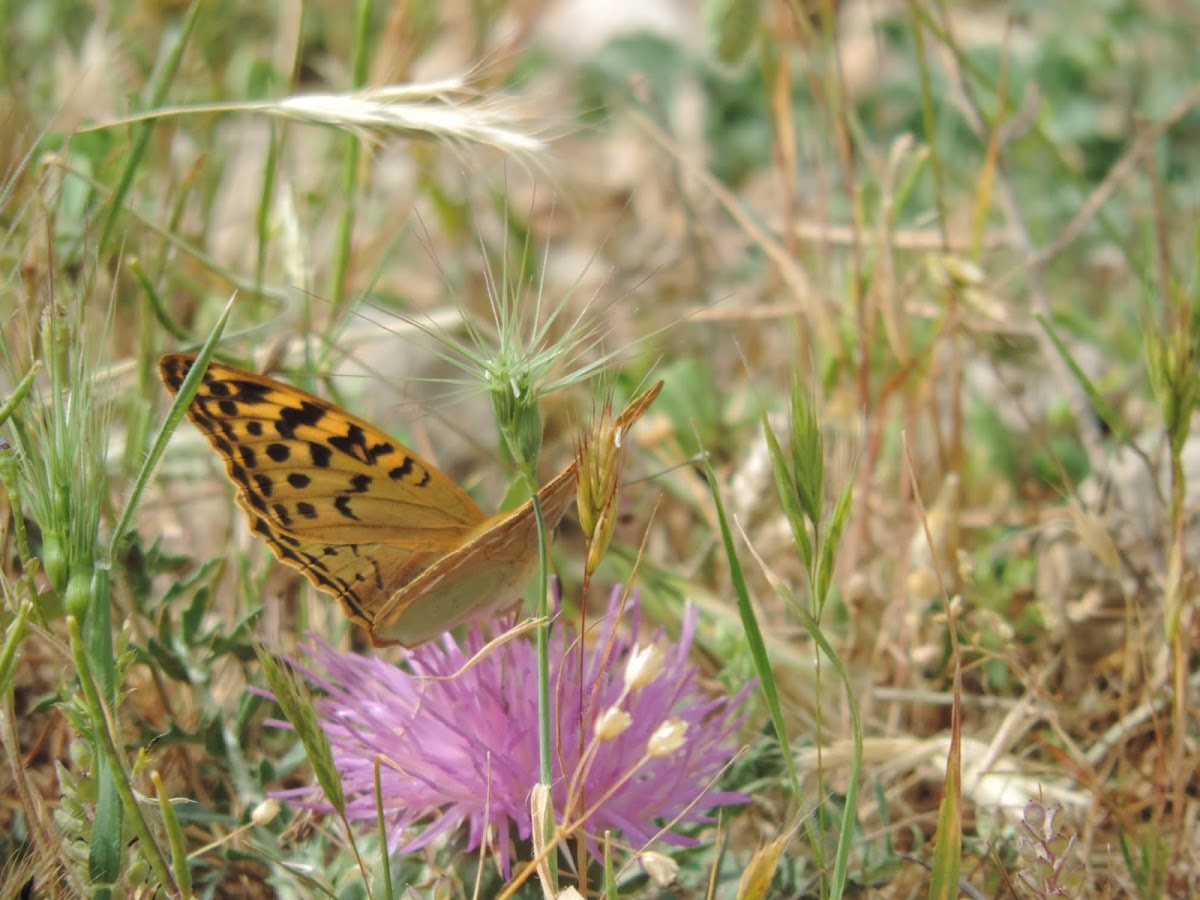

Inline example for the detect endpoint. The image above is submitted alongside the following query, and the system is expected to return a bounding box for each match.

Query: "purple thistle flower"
[269,586,751,877]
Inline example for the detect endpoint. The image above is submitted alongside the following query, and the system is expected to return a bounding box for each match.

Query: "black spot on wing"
[245,490,268,514]
[253,473,274,498]
[387,456,431,487]
[216,418,238,445]
[206,377,232,399]
[161,358,187,390]
[308,442,332,468]
[229,378,273,405]
[272,502,293,528]
[276,401,327,440]
[334,496,358,520]
[328,423,393,465]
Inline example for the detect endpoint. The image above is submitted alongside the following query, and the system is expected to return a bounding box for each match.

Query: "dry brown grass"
[2,1,1199,897]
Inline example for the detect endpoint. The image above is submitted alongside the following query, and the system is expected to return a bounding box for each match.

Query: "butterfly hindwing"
[242,509,439,629]
[372,462,580,646]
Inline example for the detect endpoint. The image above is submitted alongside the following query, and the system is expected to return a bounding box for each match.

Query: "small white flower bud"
[251,798,281,826]
[594,706,632,741]
[639,850,679,885]
[647,718,688,757]
[624,642,665,691]
[556,888,585,900]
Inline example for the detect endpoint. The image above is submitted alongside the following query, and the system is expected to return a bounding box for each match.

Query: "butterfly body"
[159,353,637,647]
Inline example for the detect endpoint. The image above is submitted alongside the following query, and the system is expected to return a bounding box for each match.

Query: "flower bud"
[69,738,93,771]
[492,379,542,468]
[251,798,281,826]
[594,706,632,741]
[42,528,68,594]
[647,718,687,757]
[64,563,91,620]
[624,642,664,691]
[639,850,679,886]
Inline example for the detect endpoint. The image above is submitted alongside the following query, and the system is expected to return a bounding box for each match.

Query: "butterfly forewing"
[160,353,486,546]
[159,353,490,628]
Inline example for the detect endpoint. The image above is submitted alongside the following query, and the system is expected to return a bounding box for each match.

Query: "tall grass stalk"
[329,0,375,313]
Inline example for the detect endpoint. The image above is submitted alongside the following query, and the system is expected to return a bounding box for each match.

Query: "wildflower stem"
[505,745,703,900]
[527,468,560,892]
[374,759,394,900]
[0,599,33,697]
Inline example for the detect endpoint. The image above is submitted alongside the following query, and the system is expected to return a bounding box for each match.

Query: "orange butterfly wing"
[159,353,485,633]
[161,353,662,647]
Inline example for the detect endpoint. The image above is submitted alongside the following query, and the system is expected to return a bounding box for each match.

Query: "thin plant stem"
[527,467,560,893]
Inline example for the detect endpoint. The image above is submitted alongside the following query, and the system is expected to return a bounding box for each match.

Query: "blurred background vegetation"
[2,0,1200,896]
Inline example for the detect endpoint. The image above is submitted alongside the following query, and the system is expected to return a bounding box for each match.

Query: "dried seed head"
[576,382,663,569]
[737,838,787,900]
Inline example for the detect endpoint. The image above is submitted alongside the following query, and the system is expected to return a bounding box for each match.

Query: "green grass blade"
[108,293,234,554]
[153,771,193,897]
[927,690,962,900]
[98,0,202,254]
[700,447,798,795]
[0,362,40,427]
[88,568,122,891]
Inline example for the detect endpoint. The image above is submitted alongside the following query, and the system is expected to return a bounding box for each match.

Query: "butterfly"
[159,352,661,647]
